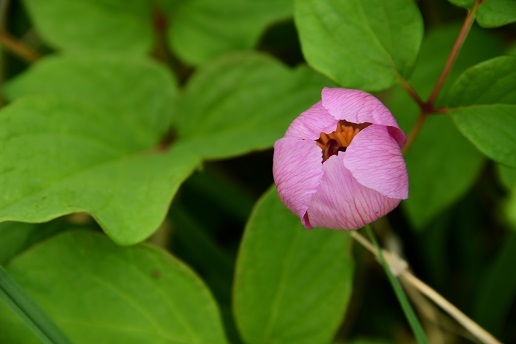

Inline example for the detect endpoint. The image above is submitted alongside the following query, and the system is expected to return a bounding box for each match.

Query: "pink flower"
[273,88,408,230]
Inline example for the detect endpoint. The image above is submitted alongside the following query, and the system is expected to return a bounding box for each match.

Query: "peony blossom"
[273,87,408,230]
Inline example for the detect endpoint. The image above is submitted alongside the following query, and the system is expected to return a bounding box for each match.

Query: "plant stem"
[399,0,481,153]
[0,266,71,344]
[402,112,427,155]
[0,30,39,63]
[426,0,481,107]
[363,226,429,344]
[398,77,425,109]
[350,231,501,344]
[401,273,501,344]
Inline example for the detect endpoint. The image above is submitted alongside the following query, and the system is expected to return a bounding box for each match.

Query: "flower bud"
[273,88,408,230]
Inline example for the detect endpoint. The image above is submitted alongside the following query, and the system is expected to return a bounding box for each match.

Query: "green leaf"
[448,56,516,106]
[0,54,195,244]
[233,188,354,344]
[387,23,504,130]
[4,54,178,136]
[0,223,39,265]
[178,53,331,160]
[0,266,71,344]
[21,0,153,53]
[497,164,516,190]
[448,0,516,28]
[0,222,64,265]
[0,97,200,245]
[169,0,292,65]
[294,0,423,91]
[450,104,516,167]
[447,56,516,167]
[0,230,228,343]
[385,24,502,229]
[403,116,485,229]
[473,232,516,335]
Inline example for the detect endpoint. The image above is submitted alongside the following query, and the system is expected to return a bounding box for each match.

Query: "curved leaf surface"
[178,53,331,160]
[233,188,354,344]
[294,0,423,91]
[0,230,227,344]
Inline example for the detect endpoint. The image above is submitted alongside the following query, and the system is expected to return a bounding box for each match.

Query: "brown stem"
[402,112,428,155]
[150,4,192,84]
[426,0,481,107]
[0,30,39,63]
[399,77,425,109]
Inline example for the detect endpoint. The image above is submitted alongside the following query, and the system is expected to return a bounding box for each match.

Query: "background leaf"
[402,116,485,229]
[294,0,423,91]
[450,104,516,167]
[233,188,354,344]
[168,0,292,65]
[0,222,66,265]
[21,0,153,53]
[0,230,227,344]
[498,164,516,190]
[448,56,516,167]
[4,54,178,136]
[0,97,200,245]
[384,24,500,229]
[178,53,331,160]
[447,56,516,106]
[448,0,516,28]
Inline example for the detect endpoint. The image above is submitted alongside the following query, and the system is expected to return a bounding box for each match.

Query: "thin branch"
[0,30,39,63]
[398,77,426,110]
[350,231,501,344]
[402,112,427,156]
[401,273,500,344]
[426,0,481,107]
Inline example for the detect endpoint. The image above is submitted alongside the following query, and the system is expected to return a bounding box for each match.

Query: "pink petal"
[273,138,324,224]
[306,155,401,230]
[285,101,337,140]
[344,125,408,199]
[321,88,406,146]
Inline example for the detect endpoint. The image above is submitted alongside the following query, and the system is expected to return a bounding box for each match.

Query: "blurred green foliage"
[0,0,514,343]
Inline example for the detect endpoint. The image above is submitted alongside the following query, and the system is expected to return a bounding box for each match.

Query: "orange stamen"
[315,120,371,161]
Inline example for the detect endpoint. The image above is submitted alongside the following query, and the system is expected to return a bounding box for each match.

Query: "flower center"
[316,120,370,161]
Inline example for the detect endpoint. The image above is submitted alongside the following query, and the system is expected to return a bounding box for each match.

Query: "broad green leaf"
[0,230,228,344]
[0,223,39,265]
[450,104,516,167]
[448,0,516,28]
[178,53,331,160]
[233,188,354,344]
[0,266,71,344]
[4,54,178,136]
[384,24,502,229]
[403,116,485,229]
[447,56,516,167]
[0,97,200,245]
[0,222,65,265]
[473,232,516,335]
[448,56,516,106]
[21,0,153,53]
[497,164,516,190]
[169,0,292,65]
[450,56,516,106]
[294,0,423,91]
